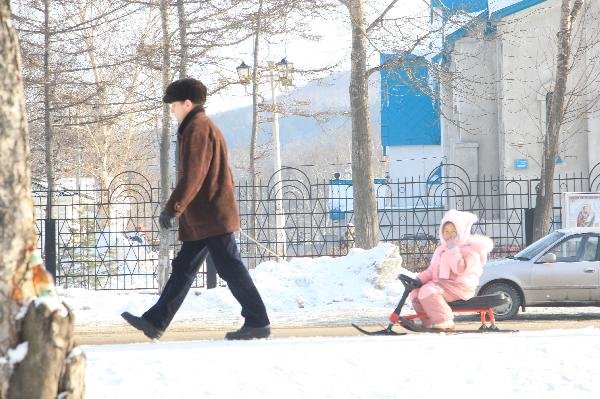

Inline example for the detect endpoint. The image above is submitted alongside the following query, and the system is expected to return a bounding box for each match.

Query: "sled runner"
[352,274,517,335]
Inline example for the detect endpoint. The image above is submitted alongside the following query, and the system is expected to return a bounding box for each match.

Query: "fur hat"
[162,78,207,104]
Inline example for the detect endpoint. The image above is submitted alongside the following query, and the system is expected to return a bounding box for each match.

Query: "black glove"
[158,210,174,230]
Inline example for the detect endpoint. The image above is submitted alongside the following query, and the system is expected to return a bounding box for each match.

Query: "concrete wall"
[447,35,500,179]
[387,145,444,180]
[440,0,600,181]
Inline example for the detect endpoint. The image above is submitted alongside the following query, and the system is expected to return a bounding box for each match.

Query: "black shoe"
[121,312,164,340]
[225,325,271,340]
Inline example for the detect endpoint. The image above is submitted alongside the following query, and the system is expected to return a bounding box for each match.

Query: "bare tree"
[13,0,163,189]
[157,0,173,291]
[246,0,264,267]
[533,0,585,240]
[41,0,55,221]
[337,0,400,249]
[1,1,85,397]
[175,0,188,79]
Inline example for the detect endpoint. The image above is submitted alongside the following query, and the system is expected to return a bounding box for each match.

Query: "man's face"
[170,100,193,122]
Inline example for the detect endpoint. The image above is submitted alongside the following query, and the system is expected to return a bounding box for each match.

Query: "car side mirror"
[537,253,557,264]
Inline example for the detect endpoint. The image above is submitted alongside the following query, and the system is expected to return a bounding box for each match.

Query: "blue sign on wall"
[514,159,528,170]
[380,53,441,148]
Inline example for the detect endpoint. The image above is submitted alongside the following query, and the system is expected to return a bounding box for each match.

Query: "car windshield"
[513,231,565,260]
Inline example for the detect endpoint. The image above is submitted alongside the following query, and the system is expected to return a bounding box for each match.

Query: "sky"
[207,1,430,114]
[4,242,600,398]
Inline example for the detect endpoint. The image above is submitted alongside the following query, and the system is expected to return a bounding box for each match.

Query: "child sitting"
[410,209,493,330]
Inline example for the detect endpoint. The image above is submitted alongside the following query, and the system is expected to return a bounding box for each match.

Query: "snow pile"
[0,342,29,366]
[35,295,69,317]
[59,243,412,328]
[249,243,405,310]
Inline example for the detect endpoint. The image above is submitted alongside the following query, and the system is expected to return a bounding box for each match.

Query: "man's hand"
[159,210,174,230]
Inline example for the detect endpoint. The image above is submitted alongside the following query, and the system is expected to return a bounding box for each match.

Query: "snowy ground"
[13,243,600,398]
[84,329,600,399]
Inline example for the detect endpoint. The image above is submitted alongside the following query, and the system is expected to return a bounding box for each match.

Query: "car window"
[581,236,599,262]
[546,236,582,262]
[515,231,564,260]
[545,235,599,262]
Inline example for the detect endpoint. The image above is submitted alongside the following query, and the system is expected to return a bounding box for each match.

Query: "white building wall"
[439,0,600,182]
[585,0,600,181]
[387,145,444,181]
[446,34,500,180]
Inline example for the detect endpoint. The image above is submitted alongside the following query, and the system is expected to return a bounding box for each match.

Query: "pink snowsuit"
[410,209,493,327]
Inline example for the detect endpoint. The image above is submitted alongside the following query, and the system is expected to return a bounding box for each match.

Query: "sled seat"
[396,293,509,329]
[390,275,510,329]
[448,293,508,311]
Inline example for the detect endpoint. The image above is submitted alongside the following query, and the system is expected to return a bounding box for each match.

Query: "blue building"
[380,0,600,182]
[380,53,443,181]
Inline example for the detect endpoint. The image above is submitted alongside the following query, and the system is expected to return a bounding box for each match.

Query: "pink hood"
[438,209,494,263]
[439,209,477,246]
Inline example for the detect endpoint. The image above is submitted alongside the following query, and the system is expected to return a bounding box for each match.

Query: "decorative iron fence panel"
[33,164,600,289]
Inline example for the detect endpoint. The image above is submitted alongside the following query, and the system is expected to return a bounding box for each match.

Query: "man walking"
[122,78,270,340]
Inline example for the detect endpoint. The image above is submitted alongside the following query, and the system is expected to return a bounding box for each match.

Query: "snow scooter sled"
[352,274,516,335]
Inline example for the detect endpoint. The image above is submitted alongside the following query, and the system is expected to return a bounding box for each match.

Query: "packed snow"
[6,243,600,398]
[85,329,600,399]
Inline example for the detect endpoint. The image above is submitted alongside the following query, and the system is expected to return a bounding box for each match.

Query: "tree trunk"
[158,0,173,291]
[176,0,188,79]
[348,0,379,249]
[8,301,85,399]
[533,0,584,241]
[43,0,55,223]
[0,0,36,356]
[248,0,263,268]
[2,2,84,397]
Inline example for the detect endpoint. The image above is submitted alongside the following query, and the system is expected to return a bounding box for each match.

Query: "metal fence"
[33,163,600,290]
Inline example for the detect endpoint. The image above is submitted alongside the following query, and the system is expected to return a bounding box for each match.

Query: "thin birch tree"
[533,0,585,240]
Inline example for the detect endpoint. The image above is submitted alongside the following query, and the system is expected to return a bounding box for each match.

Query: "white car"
[477,227,600,320]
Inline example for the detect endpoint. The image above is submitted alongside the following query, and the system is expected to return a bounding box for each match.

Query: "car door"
[529,234,599,302]
[586,235,600,301]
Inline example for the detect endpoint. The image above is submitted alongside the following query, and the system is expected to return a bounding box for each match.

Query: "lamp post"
[237,58,294,257]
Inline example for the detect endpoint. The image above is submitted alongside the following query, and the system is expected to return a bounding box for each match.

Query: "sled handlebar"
[398,274,422,291]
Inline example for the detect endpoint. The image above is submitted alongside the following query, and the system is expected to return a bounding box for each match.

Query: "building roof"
[431,0,549,49]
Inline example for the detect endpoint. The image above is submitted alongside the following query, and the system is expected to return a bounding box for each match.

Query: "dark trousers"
[143,232,270,331]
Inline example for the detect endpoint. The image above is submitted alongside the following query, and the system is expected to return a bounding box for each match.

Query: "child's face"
[442,222,458,242]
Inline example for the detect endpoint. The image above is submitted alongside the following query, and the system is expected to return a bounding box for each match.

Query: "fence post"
[524,208,535,246]
[44,218,57,279]
[206,253,217,289]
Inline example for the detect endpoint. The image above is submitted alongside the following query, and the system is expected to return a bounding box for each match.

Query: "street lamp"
[275,58,294,86]
[236,61,251,85]
[237,58,294,257]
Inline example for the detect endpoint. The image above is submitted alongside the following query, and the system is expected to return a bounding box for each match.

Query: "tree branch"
[366,0,401,33]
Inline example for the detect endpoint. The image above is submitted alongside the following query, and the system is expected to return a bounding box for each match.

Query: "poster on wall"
[562,192,600,228]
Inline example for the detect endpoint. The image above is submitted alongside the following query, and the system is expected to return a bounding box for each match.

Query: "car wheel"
[480,282,521,321]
